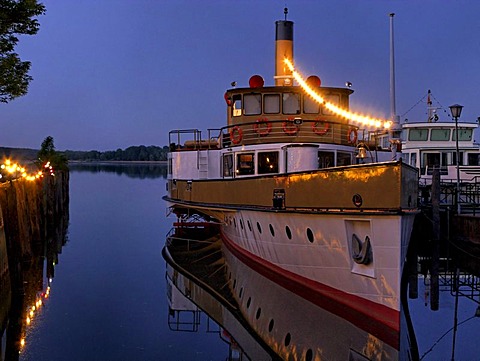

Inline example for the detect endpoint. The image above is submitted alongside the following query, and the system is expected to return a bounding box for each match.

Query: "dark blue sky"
[1,0,479,151]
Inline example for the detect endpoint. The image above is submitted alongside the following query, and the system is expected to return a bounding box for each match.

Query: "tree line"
[64,145,169,162]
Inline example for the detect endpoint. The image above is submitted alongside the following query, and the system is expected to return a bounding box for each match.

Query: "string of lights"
[0,159,55,182]
[284,58,392,130]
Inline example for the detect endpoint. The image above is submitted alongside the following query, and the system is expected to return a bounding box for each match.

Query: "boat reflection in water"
[163,224,418,361]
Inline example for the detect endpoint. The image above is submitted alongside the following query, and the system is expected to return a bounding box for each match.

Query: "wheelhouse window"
[408,129,429,141]
[453,128,473,141]
[304,96,320,114]
[264,94,280,114]
[236,153,255,175]
[318,151,334,168]
[282,92,300,115]
[233,94,242,117]
[258,151,279,174]
[223,154,234,177]
[430,129,450,141]
[322,94,340,115]
[337,152,352,166]
[244,94,262,115]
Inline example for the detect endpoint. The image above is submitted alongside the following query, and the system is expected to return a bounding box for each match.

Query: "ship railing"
[419,176,480,215]
[217,119,373,149]
[168,129,223,151]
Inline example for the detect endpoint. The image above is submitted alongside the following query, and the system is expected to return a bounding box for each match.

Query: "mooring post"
[430,167,440,310]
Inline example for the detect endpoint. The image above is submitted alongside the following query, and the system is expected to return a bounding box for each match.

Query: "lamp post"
[449,104,463,214]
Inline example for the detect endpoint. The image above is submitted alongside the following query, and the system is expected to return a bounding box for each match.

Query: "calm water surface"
[13,164,479,360]
[19,165,228,361]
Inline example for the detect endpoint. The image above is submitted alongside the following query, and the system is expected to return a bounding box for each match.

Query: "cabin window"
[232,94,242,117]
[422,152,449,175]
[337,152,352,166]
[223,154,234,177]
[322,94,340,115]
[453,128,473,141]
[244,94,262,115]
[409,129,429,141]
[258,151,279,174]
[236,153,255,175]
[264,94,280,114]
[318,151,334,168]
[410,153,417,167]
[468,153,480,166]
[430,129,450,141]
[452,151,464,166]
[304,96,320,114]
[282,92,300,115]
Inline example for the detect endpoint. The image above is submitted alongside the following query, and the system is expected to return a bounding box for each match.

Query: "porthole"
[233,279,236,289]
[305,349,313,361]
[247,220,252,232]
[284,332,291,347]
[269,224,275,236]
[239,287,243,298]
[233,218,236,228]
[240,219,244,229]
[257,222,262,234]
[255,308,262,320]
[306,228,314,243]
[285,225,292,240]
[268,319,274,332]
[246,297,251,308]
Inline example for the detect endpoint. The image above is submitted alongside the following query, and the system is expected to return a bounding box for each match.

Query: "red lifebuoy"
[347,128,358,144]
[282,120,299,135]
[253,117,271,136]
[312,120,330,136]
[224,92,232,106]
[230,126,243,145]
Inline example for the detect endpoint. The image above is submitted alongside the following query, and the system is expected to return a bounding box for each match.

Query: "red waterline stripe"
[221,231,400,350]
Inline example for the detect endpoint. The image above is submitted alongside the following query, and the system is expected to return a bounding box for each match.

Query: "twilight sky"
[1,0,479,151]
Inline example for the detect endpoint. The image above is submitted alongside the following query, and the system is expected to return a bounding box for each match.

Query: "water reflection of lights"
[20,285,52,352]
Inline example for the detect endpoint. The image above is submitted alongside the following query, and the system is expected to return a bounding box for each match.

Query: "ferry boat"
[373,90,480,186]
[402,92,480,185]
[163,11,419,357]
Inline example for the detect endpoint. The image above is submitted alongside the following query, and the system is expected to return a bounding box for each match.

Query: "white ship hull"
[219,209,416,350]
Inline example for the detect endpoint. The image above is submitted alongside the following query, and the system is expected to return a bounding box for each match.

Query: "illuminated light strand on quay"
[284,58,392,130]
[0,159,55,181]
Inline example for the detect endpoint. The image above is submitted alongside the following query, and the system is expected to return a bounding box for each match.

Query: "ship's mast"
[389,13,401,138]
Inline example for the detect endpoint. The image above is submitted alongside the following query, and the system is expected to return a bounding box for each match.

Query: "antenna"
[284,7,288,21]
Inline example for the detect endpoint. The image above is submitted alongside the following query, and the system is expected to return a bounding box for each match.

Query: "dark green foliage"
[63,145,168,162]
[0,0,45,102]
[37,136,68,170]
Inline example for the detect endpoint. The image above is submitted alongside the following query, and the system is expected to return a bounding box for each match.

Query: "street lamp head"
[449,104,464,119]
